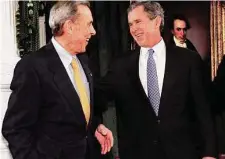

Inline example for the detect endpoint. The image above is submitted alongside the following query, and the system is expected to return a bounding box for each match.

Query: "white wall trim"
[0,1,20,159]
[39,15,46,48]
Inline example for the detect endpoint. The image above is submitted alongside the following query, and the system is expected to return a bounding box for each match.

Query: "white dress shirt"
[139,39,166,96]
[51,37,90,102]
[173,36,187,48]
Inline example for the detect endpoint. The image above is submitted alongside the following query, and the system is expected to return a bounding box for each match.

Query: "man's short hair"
[49,1,90,36]
[127,1,165,32]
[168,14,191,30]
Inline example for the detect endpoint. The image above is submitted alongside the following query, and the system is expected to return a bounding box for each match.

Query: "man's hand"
[95,124,114,154]
[202,157,216,159]
[219,154,225,159]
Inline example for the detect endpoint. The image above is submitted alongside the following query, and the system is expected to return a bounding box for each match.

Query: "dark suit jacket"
[168,36,198,52]
[212,55,225,154]
[2,42,100,159]
[95,46,216,159]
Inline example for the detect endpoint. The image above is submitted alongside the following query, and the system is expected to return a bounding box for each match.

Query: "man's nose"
[130,25,138,34]
[91,26,96,36]
[180,30,185,36]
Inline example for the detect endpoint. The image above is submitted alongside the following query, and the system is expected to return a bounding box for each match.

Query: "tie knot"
[71,58,78,69]
[148,49,154,55]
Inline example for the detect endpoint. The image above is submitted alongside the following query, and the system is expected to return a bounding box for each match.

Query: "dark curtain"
[88,1,131,77]
[87,2,131,158]
[45,1,56,43]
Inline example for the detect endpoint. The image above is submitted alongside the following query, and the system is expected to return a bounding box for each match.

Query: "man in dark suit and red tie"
[95,1,216,159]
[2,1,113,159]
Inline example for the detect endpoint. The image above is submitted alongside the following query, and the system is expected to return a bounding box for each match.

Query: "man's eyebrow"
[176,27,187,29]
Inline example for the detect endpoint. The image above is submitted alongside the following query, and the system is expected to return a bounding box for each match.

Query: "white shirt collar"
[140,38,165,57]
[173,36,187,48]
[139,38,166,96]
[51,37,73,67]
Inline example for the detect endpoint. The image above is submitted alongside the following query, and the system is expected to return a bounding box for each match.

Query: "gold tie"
[71,59,90,124]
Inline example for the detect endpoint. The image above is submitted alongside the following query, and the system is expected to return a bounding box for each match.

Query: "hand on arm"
[202,157,216,159]
[95,124,114,154]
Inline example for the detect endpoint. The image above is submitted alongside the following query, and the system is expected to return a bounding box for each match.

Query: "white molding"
[0,1,20,159]
[0,85,11,92]
[0,137,8,150]
[0,1,19,59]
[39,16,46,48]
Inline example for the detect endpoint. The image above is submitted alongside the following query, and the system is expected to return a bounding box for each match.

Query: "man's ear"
[155,16,162,29]
[64,20,73,35]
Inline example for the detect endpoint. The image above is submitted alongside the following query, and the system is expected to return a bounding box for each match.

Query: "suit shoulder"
[113,50,138,63]
[16,43,53,70]
[34,43,54,58]
[168,46,203,68]
[170,46,200,59]
[108,50,138,71]
[215,55,225,80]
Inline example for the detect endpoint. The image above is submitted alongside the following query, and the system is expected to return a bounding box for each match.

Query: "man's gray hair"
[49,1,90,36]
[127,1,164,32]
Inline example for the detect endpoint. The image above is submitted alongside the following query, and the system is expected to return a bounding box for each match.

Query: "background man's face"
[171,19,187,42]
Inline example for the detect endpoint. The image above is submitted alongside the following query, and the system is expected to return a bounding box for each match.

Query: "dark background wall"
[44,1,211,67]
[161,1,210,60]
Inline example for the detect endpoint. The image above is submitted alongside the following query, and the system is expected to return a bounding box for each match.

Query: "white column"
[39,16,46,48]
[0,1,20,159]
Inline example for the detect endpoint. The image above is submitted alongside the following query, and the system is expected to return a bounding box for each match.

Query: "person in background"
[95,1,216,159]
[212,55,225,159]
[168,14,197,52]
[2,1,113,159]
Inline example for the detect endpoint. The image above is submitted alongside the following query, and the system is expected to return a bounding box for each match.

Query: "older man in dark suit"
[2,1,113,159]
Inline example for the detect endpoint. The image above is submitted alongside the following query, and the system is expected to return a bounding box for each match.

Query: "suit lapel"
[159,46,178,116]
[129,46,178,117]
[133,49,149,102]
[45,42,86,125]
[128,49,157,116]
[168,36,176,47]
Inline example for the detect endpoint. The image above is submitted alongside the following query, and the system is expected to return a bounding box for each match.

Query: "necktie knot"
[148,49,154,55]
[71,59,78,70]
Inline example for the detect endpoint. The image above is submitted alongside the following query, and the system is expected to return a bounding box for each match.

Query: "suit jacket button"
[157,119,160,124]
